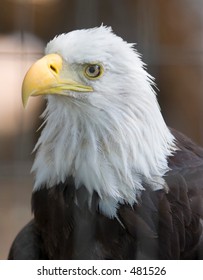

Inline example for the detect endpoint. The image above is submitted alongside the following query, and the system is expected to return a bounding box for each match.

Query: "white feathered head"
[22,26,176,218]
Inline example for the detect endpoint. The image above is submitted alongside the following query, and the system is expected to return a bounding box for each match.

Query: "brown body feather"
[8,129,203,259]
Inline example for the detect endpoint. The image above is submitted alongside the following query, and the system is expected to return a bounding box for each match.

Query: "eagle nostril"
[49,64,58,74]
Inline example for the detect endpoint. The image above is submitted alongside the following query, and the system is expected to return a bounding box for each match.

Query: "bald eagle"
[9,26,203,260]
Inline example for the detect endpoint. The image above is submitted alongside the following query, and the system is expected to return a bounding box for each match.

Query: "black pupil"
[89,65,99,75]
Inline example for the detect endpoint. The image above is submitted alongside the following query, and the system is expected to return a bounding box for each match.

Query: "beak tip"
[22,93,28,108]
[22,102,27,108]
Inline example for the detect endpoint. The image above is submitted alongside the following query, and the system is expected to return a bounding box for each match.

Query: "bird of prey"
[8,26,203,259]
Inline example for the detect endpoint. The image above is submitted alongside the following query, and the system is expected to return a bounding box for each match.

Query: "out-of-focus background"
[1,0,203,259]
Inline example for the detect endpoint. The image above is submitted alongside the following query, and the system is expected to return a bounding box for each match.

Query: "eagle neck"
[32,95,175,218]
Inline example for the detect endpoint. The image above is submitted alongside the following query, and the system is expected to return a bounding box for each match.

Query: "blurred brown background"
[1,0,203,259]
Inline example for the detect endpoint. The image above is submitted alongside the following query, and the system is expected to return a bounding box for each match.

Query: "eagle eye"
[84,64,103,79]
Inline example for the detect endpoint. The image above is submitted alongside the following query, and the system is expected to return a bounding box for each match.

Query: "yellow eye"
[84,64,103,79]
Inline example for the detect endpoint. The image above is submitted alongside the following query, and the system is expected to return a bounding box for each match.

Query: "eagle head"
[22,26,176,218]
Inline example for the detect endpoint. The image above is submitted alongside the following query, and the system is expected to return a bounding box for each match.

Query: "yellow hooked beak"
[22,53,93,107]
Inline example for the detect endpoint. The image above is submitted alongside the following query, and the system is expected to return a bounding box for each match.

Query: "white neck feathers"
[32,90,175,218]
